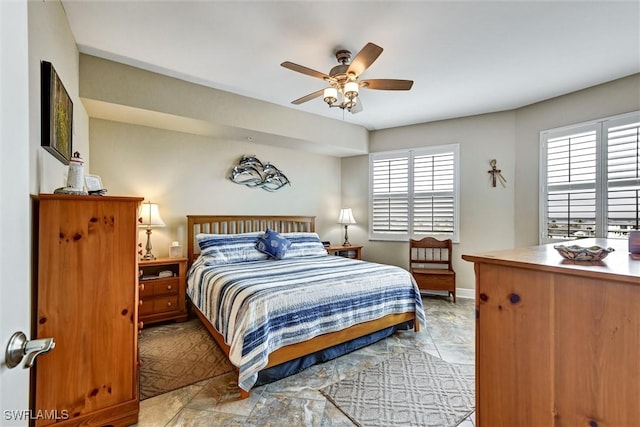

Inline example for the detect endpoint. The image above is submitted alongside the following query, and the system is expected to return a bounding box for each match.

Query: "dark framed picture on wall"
[41,60,73,165]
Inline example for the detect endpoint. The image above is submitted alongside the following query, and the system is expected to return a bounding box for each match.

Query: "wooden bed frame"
[186,214,419,398]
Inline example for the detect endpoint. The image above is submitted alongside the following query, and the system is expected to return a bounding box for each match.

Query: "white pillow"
[281,232,328,258]
[196,232,268,265]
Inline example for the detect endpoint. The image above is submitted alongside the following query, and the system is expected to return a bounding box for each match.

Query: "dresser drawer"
[139,277,178,297]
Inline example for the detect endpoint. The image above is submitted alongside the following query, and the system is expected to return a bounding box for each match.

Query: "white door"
[1,1,33,426]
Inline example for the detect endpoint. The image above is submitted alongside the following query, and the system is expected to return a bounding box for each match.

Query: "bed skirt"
[255,321,413,386]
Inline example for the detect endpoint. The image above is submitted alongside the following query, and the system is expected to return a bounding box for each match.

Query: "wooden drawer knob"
[167,301,172,307]
[138,321,144,329]
[139,300,143,306]
[166,284,172,290]
[139,283,145,292]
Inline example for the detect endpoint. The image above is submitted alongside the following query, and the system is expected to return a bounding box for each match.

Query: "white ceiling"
[61,1,640,131]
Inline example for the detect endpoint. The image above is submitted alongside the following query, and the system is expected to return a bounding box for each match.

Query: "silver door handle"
[5,331,55,369]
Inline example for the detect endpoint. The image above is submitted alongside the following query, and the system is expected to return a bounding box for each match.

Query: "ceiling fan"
[281,42,413,114]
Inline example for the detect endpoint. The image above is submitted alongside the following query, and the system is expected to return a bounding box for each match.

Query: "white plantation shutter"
[544,129,598,239]
[540,111,639,243]
[371,154,409,235]
[606,119,640,236]
[413,152,455,234]
[370,145,459,242]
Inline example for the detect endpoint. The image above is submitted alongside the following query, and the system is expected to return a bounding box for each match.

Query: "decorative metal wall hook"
[488,159,507,188]
[230,155,291,192]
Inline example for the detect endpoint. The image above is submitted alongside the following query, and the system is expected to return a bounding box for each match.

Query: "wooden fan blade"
[360,79,414,90]
[347,42,383,77]
[281,61,330,81]
[291,89,325,105]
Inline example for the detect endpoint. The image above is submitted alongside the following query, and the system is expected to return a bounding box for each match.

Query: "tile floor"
[133,295,476,427]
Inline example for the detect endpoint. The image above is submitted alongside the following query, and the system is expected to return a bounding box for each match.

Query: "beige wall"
[80,55,368,157]
[89,119,344,258]
[344,74,639,293]
[28,0,89,194]
[83,52,639,293]
[344,111,517,291]
[513,74,640,247]
[76,23,638,294]
[80,54,370,258]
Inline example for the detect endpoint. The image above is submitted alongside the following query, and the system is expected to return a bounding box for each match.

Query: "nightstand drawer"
[152,296,178,313]
[139,298,154,315]
[140,278,178,297]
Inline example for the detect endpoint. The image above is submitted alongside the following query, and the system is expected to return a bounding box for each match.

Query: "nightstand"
[138,257,188,326]
[327,245,363,260]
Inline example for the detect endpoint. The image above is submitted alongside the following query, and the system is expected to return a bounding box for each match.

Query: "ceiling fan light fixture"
[344,81,359,100]
[323,87,338,105]
[345,97,357,111]
[282,42,413,114]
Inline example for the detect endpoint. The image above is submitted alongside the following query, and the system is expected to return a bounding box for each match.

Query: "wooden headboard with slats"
[186,215,316,266]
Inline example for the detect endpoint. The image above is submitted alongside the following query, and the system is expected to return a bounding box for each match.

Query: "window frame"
[539,110,640,244]
[369,144,460,243]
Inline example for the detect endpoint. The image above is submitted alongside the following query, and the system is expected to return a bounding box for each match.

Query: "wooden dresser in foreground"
[462,238,640,427]
[33,194,142,427]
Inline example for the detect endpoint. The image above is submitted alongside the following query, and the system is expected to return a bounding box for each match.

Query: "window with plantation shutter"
[370,145,459,242]
[540,111,639,243]
[413,152,455,234]
[606,119,640,235]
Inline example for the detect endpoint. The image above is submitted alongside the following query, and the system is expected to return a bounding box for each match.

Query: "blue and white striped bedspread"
[186,255,426,391]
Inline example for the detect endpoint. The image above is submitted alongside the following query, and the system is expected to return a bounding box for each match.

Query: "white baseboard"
[456,287,475,300]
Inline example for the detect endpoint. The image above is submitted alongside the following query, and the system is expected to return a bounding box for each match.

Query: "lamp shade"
[337,208,357,225]
[324,87,338,104]
[138,202,165,227]
[344,81,359,99]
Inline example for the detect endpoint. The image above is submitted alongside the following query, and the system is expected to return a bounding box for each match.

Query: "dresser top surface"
[462,238,639,283]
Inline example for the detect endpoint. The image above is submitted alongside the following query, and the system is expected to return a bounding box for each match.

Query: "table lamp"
[138,202,165,260]
[338,208,357,246]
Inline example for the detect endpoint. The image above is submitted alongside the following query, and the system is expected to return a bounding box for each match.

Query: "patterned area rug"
[320,347,474,427]
[138,319,234,400]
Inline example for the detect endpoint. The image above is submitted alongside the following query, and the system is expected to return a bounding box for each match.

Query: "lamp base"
[342,225,351,246]
[141,252,156,261]
[142,227,156,261]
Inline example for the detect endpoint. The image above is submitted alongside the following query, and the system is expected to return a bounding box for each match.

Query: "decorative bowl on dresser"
[553,244,615,261]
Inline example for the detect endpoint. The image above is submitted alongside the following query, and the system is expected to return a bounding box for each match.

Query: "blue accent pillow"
[256,229,292,260]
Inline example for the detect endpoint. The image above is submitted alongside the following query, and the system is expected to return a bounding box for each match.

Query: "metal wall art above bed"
[229,155,291,192]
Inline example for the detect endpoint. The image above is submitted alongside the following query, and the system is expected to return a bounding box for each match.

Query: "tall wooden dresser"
[33,194,143,427]
[463,238,640,427]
